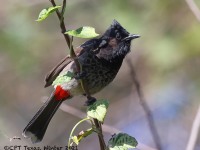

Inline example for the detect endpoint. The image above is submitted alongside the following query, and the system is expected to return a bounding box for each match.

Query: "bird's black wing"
[44,39,101,88]
[78,38,101,55]
[44,56,73,87]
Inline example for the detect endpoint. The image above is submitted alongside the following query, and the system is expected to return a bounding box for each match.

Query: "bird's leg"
[84,96,97,106]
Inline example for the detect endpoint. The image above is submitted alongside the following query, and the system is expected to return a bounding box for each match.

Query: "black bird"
[23,20,140,143]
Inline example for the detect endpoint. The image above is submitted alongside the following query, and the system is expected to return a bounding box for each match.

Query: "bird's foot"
[84,96,97,106]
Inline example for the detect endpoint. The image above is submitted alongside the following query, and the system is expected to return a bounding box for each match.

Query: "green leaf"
[72,128,94,145]
[65,27,99,38]
[36,6,61,22]
[72,136,79,145]
[87,100,109,122]
[52,71,74,86]
[65,71,75,78]
[108,133,138,150]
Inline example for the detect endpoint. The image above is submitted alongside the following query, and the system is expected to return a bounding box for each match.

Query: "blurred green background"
[0,0,200,150]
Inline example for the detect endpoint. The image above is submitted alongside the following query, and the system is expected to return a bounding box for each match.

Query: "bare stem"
[61,0,66,17]
[126,58,162,150]
[49,0,70,47]
[49,0,106,149]
[94,119,106,150]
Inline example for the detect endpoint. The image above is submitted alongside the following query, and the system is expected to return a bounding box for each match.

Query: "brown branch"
[49,0,106,149]
[49,0,71,47]
[186,0,200,22]
[61,0,66,17]
[126,58,163,150]
[94,119,106,150]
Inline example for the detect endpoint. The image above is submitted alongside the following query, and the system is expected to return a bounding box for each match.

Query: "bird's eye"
[116,33,121,40]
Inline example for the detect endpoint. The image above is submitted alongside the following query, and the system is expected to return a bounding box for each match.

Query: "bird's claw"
[84,97,96,106]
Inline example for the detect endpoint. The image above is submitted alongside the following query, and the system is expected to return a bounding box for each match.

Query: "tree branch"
[126,58,163,150]
[49,0,71,47]
[49,0,106,149]
[186,0,200,22]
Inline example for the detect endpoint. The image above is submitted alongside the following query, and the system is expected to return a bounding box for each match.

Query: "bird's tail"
[22,92,64,143]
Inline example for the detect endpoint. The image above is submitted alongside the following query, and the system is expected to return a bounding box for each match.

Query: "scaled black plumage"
[23,20,140,143]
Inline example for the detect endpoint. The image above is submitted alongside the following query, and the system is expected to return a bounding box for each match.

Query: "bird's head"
[98,20,140,60]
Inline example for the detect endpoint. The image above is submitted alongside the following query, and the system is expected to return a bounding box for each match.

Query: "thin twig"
[61,0,66,17]
[186,0,200,22]
[94,119,106,150]
[126,58,163,150]
[49,0,70,47]
[186,105,200,150]
[49,0,106,149]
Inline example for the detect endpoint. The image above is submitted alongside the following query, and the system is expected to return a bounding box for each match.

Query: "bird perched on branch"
[23,20,140,143]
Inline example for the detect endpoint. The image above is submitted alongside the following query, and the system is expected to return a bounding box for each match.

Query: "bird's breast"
[78,51,118,94]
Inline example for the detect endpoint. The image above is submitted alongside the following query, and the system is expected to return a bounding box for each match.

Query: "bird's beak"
[123,34,140,41]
